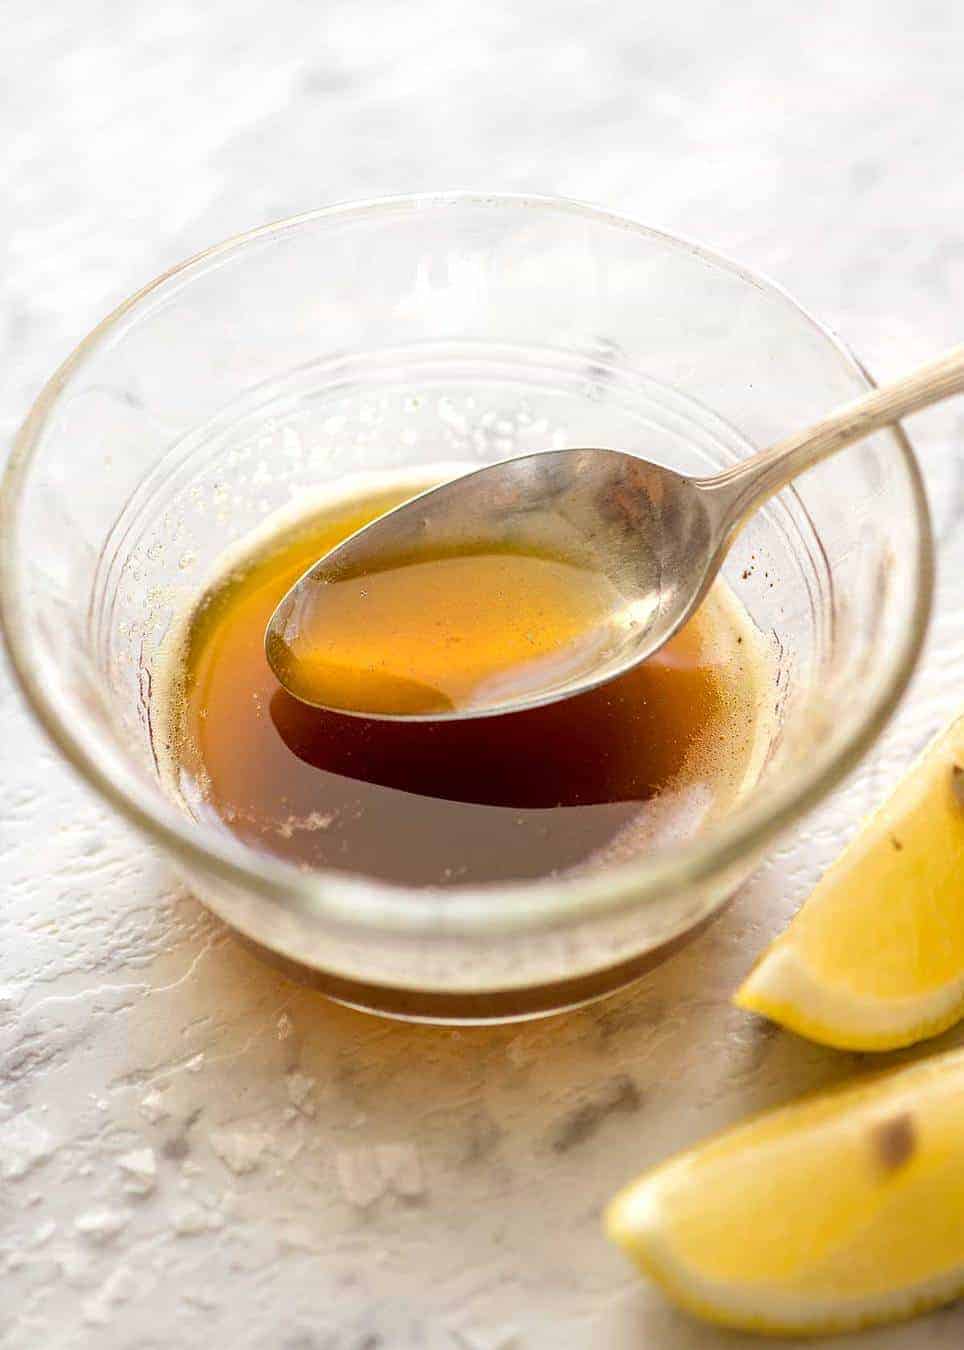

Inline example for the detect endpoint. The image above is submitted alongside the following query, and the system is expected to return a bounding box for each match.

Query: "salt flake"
[209,1129,266,1175]
[119,1147,157,1195]
[74,1208,128,1245]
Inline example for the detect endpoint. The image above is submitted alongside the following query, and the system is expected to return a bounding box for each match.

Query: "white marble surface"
[3,2,964,1346]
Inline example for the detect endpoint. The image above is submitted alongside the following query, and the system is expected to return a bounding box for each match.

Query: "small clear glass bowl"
[0,194,933,1022]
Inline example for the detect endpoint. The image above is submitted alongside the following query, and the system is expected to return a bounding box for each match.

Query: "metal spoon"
[267,345,961,720]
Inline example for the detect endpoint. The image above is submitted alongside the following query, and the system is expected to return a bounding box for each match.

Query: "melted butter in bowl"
[155,476,776,888]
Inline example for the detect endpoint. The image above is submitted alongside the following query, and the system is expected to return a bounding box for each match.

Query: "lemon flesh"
[736,715,964,1051]
[606,1048,964,1336]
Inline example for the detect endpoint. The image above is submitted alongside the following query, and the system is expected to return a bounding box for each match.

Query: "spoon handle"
[700,343,964,530]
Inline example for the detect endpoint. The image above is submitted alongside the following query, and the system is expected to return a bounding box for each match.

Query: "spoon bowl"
[266,448,723,719]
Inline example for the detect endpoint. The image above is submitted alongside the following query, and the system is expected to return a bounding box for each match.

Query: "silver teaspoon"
[267,345,959,721]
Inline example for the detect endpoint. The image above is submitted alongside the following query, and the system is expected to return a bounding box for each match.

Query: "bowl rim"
[0,191,935,940]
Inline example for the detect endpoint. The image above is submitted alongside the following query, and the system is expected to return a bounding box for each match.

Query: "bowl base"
[227,913,716,1024]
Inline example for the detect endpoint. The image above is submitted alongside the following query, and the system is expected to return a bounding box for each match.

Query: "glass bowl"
[0,194,933,1022]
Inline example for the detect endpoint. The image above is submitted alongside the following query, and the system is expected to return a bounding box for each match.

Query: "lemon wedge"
[606,1048,964,1336]
[735,715,964,1051]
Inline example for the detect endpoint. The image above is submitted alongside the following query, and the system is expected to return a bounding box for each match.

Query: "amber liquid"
[158,481,771,886]
[269,546,623,717]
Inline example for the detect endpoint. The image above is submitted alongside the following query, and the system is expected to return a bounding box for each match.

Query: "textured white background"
[2,2,964,1346]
